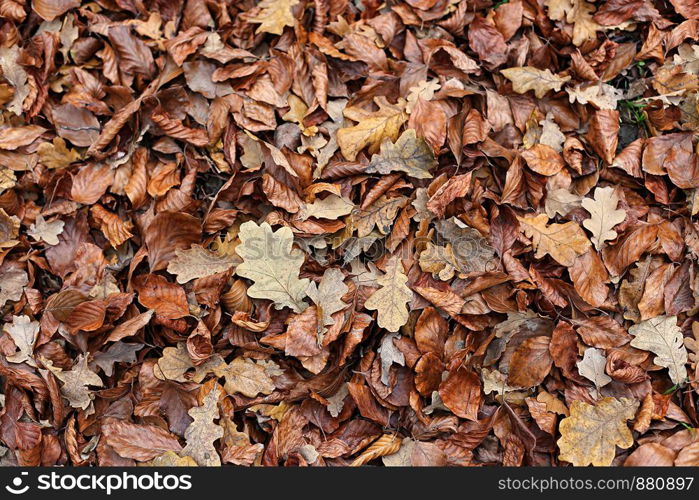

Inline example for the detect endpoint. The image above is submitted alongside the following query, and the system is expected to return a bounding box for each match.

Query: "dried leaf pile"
[2,0,699,467]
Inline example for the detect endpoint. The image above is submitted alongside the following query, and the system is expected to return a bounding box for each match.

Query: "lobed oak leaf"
[581,186,626,251]
[42,355,104,411]
[248,0,300,35]
[27,215,64,246]
[517,213,591,266]
[337,97,408,161]
[181,386,224,466]
[167,244,239,284]
[501,66,571,98]
[234,221,309,313]
[557,397,639,466]
[366,129,436,179]
[364,256,412,333]
[5,315,39,366]
[629,315,689,385]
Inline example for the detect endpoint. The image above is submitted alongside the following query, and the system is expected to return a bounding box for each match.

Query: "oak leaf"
[182,386,224,466]
[42,355,104,410]
[364,256,412,332]
[235,221,309,313]
[5,315,39,366]
[27,215,64,246]
[167,245,239,284]
[557,397,639,466]
[365,129,436,179]
[337,97,408,161]
[629,315,689,385]
[501,66,571,98]
[248,0,299,35]
[582,186,626,250]
[517,214,591,266]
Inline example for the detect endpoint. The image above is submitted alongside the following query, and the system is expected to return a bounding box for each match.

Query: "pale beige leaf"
[501,66,571,98]
[366,129,436,179]
[154,343,194,383]
[582,186,626,251]
[42,355,104,410]
[576,347,612,388]
[27,215,64,246]
[167,244,239,284]
[182,386,224,466]
[364,256,412,332]
[235,221,309,313]
[567,83,621,110]
[5,315,39,366]
[298,194,353,220]
[220,357,276,398]
[629,315,688,385]
[545,188,582,218]
[306,267,348,331]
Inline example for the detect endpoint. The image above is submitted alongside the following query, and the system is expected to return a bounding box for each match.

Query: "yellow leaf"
[143,451,198,467]
[248,0,299,36]
[545,0,601,47]
[557,397,639,466]
[337,97,408,161]
[517,213,591,266]
[365,256,412,332]
[37,137,82,169]
[501,66,571,99]
[0,166,15,194]
[235,221,309,313]
[351,434,402,466]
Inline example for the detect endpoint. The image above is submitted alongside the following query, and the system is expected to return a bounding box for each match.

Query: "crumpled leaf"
[576,347,612,388]
[0,268,28,308]
[557,397,639,466]
[306,267,348,333]
[42,354,104,410]
[378,332,405,385]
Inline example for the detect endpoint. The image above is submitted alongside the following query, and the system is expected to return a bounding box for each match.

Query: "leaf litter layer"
[0,0,699,467]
